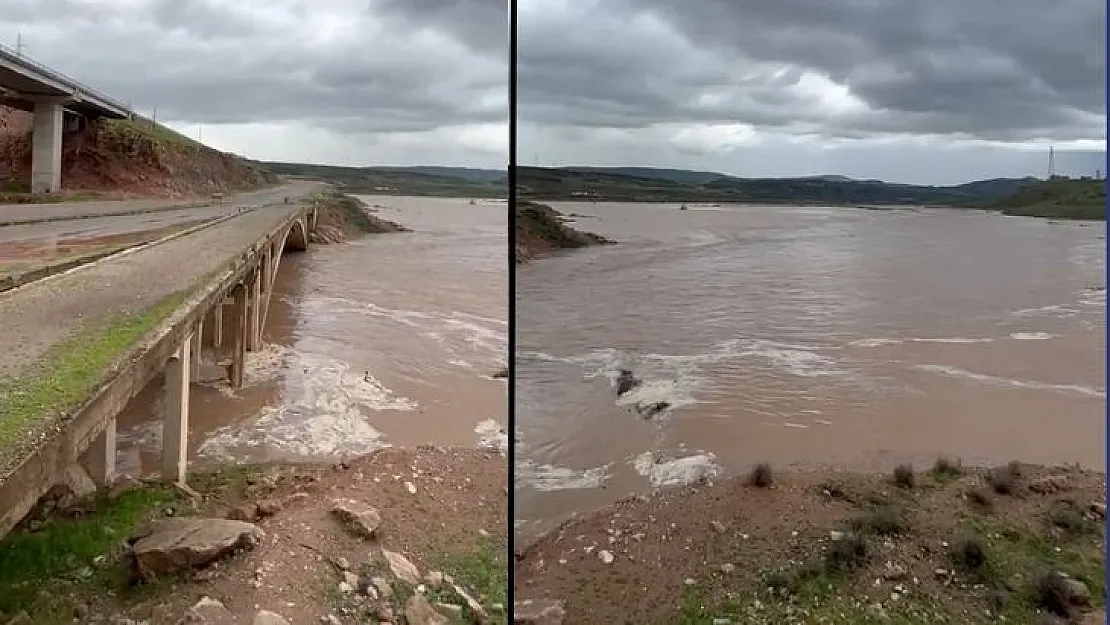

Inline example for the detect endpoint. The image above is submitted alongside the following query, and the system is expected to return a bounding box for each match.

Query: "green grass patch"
[431,536,507,624]
[962,516,1105,621]
[0,292,187,459]
[0,487,181,621]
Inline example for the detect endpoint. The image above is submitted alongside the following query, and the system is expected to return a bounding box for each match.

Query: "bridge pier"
[229,284,248,388]
[31,98,64,194]
[161,336,192,485]
[247,269,261,352]
[81,419,116,487]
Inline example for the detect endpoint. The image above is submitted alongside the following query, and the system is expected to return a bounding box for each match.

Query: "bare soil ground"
[515,461,1106,625]
[0,447,507,624]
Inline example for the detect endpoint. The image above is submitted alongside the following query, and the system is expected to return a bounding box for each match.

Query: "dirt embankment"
[309,191,411,244]
[0,447,507,625]
[515,201,612,264]
[0,106,277,200]
[516,461,1106,625]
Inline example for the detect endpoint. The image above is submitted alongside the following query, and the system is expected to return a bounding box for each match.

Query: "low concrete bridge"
[0,196,321,537]
[0,44,130,194]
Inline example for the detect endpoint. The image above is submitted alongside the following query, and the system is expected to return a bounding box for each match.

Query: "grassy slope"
[517,166,1038,207]
[261,161,507,198]
[988,178,1106,220]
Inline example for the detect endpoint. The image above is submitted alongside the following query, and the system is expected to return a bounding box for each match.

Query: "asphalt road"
[0,181,323,245]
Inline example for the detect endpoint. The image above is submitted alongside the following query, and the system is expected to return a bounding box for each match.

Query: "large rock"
[130,517,264,577]
[330,498,381,539]
[404,593,448,625]
[183,596,232,623]
[514,599,565,625]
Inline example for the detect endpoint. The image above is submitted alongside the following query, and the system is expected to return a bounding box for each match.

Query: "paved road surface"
[0,180,322,226]
[0,181,323,245]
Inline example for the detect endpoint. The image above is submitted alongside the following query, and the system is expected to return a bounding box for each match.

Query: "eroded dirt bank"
[0,106,276,200]
[514,201,611,264]
[515,461,1106,625]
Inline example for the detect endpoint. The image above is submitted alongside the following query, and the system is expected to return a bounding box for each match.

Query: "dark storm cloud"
[520,0,1105,142]
[0,0,506,134]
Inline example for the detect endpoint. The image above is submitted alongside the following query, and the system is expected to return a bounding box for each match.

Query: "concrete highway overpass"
[0,44,131,194]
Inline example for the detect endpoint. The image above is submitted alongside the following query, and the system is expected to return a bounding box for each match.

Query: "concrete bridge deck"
[0,195,321,536]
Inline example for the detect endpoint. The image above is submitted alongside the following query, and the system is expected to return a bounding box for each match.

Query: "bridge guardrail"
[0,43,130,114]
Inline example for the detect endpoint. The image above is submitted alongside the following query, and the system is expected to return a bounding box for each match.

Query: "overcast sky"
[520,0,1106,184]
[0,0,507,168]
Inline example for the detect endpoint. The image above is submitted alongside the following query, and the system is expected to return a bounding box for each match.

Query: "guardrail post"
[161,336,192,485]
[229,284,248,388]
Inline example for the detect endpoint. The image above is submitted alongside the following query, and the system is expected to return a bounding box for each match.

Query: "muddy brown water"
[115,196,507,475]
[514,202,1105,541]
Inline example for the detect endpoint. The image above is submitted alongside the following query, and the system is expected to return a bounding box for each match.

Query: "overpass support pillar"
[161,337,192,485]
[81,419,117,487]
[247,269,262,352]
[31,98,64,194]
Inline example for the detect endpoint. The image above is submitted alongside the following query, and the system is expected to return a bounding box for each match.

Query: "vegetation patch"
[0,292,186,465]
[0,487,181,621]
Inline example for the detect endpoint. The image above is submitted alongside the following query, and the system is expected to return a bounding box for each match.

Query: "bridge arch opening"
[284,219,309,252]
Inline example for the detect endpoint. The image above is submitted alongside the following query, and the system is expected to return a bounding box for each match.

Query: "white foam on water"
[1009,332,1057,340]
[849,337,994,347]
[915,364,1106,399]
[911,337,994,344]
[1012,304,1078,318]
[474,419,508,454]
[849,338,904,347]
[632,450,721,487]
[198,351,417,460]
[514,459,611,492]
[1080,288,1106,307]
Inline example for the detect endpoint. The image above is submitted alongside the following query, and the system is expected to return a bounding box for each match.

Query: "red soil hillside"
[0,106,276,198]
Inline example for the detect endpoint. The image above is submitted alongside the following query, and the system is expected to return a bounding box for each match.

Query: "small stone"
[436,603,463,617]
[336,557,351,570]
[382,549,421,584]
[404,481,417,494]
[256,499,282,517]
[598,550,614,564]
[935,568,948,578]
[338,581,353,594]
[403,593,448,625]
[343,570,359,587]
[252,611,291,625]
[329,499,381,539]
[684,578,697,586]
[719,563,735,574]
[186,596,231,622]
[1090,502,1106,519]
[425,570,445,586]
[514,599,565,625]
[882,562,907,581]
[226,504,259,522]
[710,520,726,533]
[324,616,342,625]
[1063,577,1091,607]
[372,576,393,598]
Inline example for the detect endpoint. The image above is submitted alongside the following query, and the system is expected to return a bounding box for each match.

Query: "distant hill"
[988,177,1106,220]
[260,162,507,198]
[516,166,1037,207]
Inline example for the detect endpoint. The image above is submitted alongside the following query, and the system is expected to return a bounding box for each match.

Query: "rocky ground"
[0,447,507,625]
[515,460,1106,625]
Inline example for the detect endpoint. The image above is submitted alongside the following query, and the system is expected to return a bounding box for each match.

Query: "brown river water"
[515,202,1105,541]
[115,196,507,474]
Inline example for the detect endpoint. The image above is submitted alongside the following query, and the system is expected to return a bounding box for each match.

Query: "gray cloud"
[519,0,1105,182]
[0,0,507,166]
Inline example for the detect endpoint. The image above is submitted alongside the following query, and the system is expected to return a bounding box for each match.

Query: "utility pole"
[1047,146,1056,179]
[14,32,25,56]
